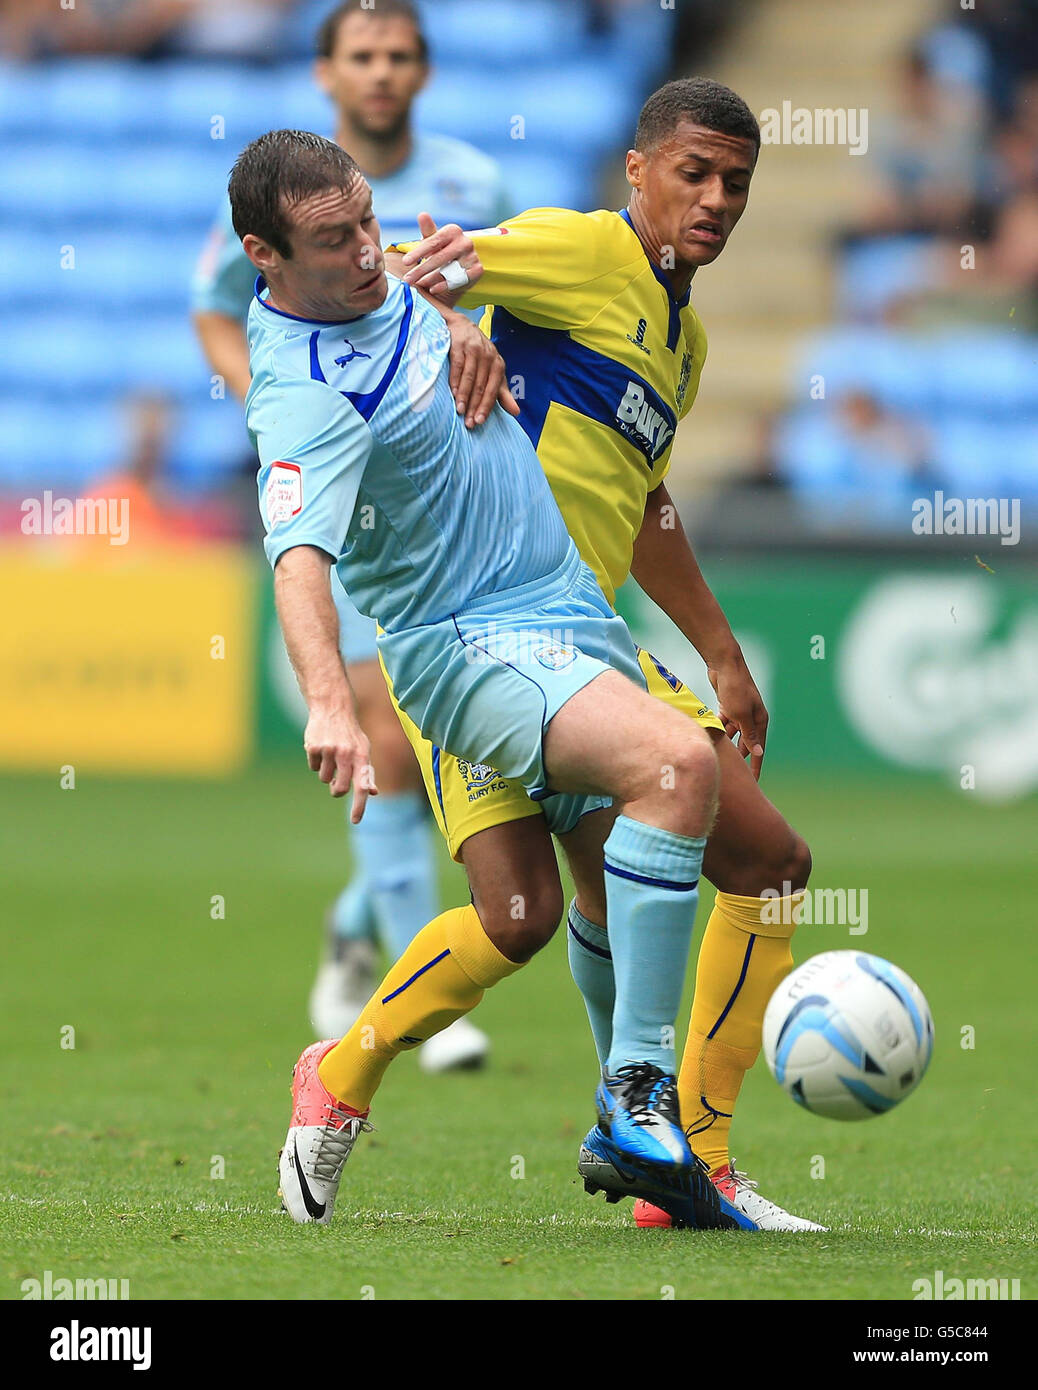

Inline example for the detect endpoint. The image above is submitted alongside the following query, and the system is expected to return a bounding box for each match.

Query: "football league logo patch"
[266,463,302,524]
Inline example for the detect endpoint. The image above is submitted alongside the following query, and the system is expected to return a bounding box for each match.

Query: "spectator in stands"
[0,0,294,62]
[893,184,1038,332]
[84,393,243,546]
[786,391,936,525]
[851,46,986,242]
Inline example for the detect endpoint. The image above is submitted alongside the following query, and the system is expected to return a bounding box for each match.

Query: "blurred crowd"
[0,0,686,63]
[843,0,1038,326]
[759,0,1038,529]
[4,0,1032,543]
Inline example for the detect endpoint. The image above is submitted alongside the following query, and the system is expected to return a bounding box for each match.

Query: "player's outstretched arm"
[273,545,377,818]
[386,215,518,428]
[631,482,768,779]
[389,212,482,305]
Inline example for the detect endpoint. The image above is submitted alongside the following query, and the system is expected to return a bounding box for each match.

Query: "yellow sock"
[317,905,523,1111]
[680,889,802,1172]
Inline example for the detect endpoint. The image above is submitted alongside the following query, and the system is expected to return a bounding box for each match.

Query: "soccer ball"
[762,951,934,1121]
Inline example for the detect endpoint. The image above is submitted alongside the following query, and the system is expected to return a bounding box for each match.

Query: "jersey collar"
[253,275,371,325]
[617,208,690,352]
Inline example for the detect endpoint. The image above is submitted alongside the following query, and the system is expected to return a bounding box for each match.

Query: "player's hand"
[443,311,519,427]
[399,213,483,296]
[303,705,378,820]
[707,651,768,780]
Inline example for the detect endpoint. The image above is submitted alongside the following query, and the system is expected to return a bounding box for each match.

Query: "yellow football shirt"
[457,206,708,606]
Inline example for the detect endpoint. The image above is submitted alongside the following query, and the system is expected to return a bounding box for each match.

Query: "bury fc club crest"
[676,351,693,411]
[457,759,506,802]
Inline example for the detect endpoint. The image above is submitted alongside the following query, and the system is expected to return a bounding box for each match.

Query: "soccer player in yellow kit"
[388,77,823,1231]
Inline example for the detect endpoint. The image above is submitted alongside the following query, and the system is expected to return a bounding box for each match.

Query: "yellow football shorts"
[383,644,724,861]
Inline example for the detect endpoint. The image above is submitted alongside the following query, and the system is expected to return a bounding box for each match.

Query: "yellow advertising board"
[0,543,256,775]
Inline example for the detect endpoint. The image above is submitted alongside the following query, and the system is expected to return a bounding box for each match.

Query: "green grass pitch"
[1,765,1035,1301]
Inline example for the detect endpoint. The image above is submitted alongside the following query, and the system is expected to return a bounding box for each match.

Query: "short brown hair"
[316,0,428,63]
[229,129,362,259]
[636,77,760,154]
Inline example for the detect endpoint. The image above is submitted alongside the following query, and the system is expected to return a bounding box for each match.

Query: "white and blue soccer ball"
[762,951,934,1121]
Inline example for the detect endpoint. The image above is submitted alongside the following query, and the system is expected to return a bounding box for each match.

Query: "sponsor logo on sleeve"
[266,462,303,524]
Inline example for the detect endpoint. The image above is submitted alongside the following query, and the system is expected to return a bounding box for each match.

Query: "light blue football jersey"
[247,273,572,633]
[192,131,511,320]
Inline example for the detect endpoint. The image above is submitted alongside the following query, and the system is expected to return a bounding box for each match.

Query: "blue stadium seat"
[0,60,47,136]
[38,60,150,141]
[491,150,591,214]
[173,397,253,481]
[0,147,101,224]
[0,144,228,227]
[0,396,127,490]
[1001,423,1038,496]
[144,64,274,144]
[933,417,1038,496]
[5,313,215,399]
[772,410,850,495]
[416,0,589,68]
[0,391,251,493]
[262,65,334,135]
[417,61,636,158]
[107,148,234,227]
[835,236,938,321]
[928,334,1038,416]
[794,329,935,413]
[930,417,1005,494]
[4,228,213,313]
[5,28,637,494]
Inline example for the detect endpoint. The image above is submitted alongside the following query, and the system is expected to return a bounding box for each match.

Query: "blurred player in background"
[389,77,822,1230]
[192,0,510,1070]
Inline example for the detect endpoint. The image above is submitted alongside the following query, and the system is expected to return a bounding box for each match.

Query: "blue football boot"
[594,1062,692,1169]
[578,1124,754,1231]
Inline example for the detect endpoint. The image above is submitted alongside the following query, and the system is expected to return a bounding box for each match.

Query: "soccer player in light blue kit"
[191,0,510,1065]
[233,129,743,1231]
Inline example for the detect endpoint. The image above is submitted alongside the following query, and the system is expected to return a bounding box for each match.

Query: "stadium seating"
[1,2,660,495]
[779,328,1038,504]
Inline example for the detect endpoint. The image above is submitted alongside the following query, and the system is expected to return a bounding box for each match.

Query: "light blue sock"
[328,877,378,942]
[566,903,614,1067]
[350,791,441,960]
[603,814,706,1075]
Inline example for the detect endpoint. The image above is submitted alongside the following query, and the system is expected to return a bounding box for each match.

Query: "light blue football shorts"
[331,568,380,666]
[376,543,647,837]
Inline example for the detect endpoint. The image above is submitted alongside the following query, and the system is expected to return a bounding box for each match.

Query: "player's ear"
[313,57,332,98]
[625,149,643,189]
[243,233,277,274]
